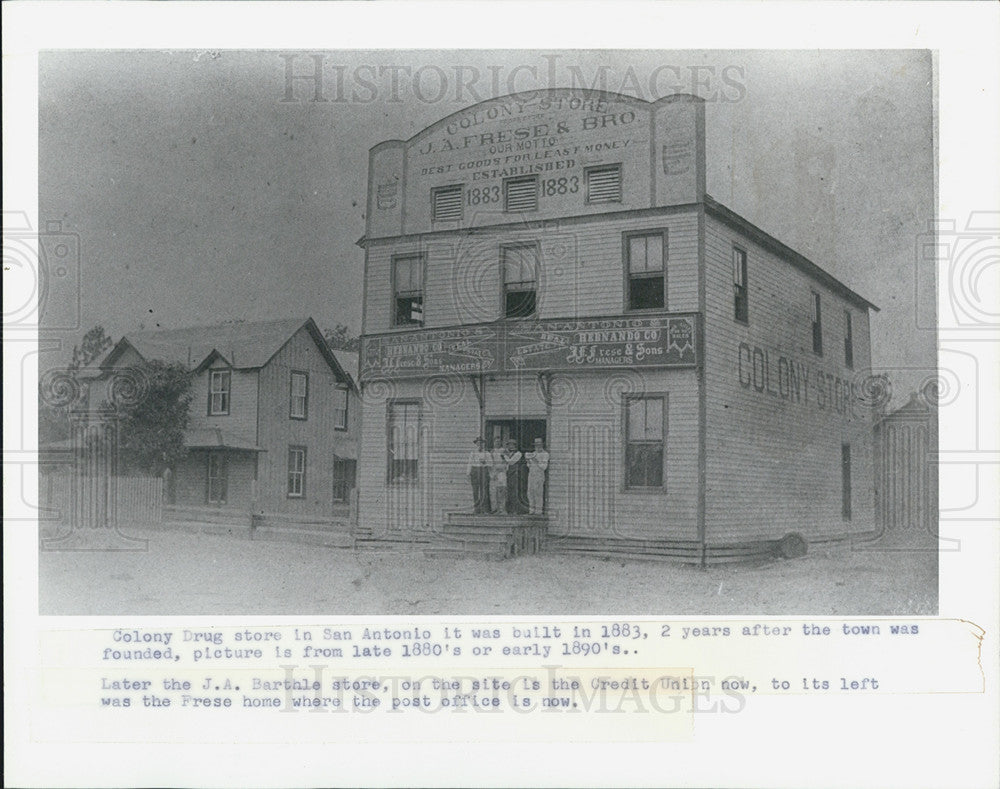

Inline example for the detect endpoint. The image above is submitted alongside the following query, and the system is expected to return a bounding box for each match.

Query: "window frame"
[584,163,623,205]
[733,246,749,324]
[623,229,668,313]
[843,309,854,369]
[332,456,357,504]
[289,370,309,420]
[386,399,422,486]
[622,393,667,492]
[205,451,228,504]
[811,291,823,356]
[503,174,539,213]
[500,241,540,320]
[287,445,307,499]
[333,385,349,431]
[431,183,464,223]
[208,369,231,416]
[391,253,426,327]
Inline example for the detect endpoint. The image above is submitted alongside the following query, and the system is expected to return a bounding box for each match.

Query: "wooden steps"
[423,513,549,560]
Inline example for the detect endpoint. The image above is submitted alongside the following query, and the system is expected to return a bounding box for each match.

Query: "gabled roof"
[330,350,359,389]
[101,317,356,390]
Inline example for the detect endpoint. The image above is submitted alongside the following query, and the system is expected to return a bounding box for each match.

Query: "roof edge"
[703,195,879,313]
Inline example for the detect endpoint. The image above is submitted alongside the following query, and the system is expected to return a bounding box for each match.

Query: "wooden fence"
[40,472,164,529]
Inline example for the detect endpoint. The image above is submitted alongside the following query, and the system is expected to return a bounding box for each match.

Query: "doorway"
[485,418,547,515]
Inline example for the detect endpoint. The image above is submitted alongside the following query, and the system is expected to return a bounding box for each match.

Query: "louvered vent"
[586,165,622,203]
[432,185,463,221]
[504,176,538,212]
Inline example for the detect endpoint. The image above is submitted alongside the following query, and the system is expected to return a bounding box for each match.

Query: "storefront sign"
[361,314,698,380]
[361,326,500,379]
[506,315,695,371]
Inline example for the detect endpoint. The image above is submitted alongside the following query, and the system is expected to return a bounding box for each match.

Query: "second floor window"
[290,371,308,419]
[333,387,348,430]
[502,243,539,318]
[626,231,666,310]
[208,370,230,415]
[393,254,424,326]
[431,184,463,222]
[844,310,854,369]
[504,175,538,212]
[733,247,749,323]
[811,292,823,355]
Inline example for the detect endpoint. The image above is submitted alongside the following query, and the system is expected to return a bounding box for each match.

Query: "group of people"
[467,436,549,516]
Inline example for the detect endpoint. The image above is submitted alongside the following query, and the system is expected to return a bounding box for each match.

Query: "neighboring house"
[98,317,360,525]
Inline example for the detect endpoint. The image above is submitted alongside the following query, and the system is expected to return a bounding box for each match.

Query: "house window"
[287,446,306,498]
[844,310,854,369]
[332,456,357,503]
[502,243,539,318]
[841,443,852,519]
[208,370,231,415]
[733,247,749,323]
[811,291,823,355]
[625,396,665,489]
[585,164,622,204]
[504,175,538,212]
[290,371,308,420]
[431,184,463,222]
[387,401,420,483]
[393,254,424,326]
[206,452,227,504]
[626,231,666,310]
[333,387,348,430]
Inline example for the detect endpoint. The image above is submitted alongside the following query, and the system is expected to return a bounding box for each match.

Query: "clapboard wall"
[362,209,700,335]
[701,208,876,543]
[356,368,699,541]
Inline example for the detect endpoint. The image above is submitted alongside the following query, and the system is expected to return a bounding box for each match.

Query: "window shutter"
[504,177,538,212]
[432,185,463,221]
[587,165,622,203]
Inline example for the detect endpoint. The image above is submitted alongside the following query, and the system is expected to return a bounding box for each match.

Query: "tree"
[324,323,360,352]
[109,360,193,475]
[69,325,113,371]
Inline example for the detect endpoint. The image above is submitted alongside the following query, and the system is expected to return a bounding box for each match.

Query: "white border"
[4,2,999,788]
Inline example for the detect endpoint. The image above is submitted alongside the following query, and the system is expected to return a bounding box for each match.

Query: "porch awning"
[183,428,265,452]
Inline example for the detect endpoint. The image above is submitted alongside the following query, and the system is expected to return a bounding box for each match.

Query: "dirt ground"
[37,526,938,616]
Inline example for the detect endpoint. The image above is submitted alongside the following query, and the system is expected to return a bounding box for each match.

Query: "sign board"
[360,314,697,380]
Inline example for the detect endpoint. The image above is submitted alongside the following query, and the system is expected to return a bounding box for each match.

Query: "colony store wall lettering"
[360,314,698,380]
[736,342,866,419]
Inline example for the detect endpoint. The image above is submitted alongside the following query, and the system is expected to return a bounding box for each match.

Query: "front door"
[485,418,546,514]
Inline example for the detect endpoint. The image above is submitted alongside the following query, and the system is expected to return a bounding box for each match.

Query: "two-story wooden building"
[99,317,360,529]
[356,89,878,562]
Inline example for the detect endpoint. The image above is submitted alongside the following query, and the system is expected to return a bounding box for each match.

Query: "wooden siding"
[256,325,359,519]
[188,367,259,444]
[356,368,698,541]
[362,210,700,334]
[702,212,876,543]
[174,451,256,510]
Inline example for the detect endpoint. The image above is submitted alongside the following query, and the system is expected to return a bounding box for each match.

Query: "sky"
[38,49,935,404]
